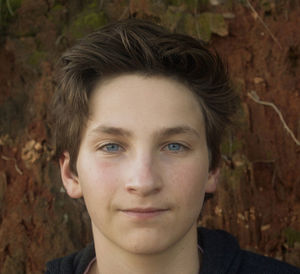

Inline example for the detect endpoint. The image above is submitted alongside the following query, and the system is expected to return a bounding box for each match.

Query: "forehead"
[86,74,205,136]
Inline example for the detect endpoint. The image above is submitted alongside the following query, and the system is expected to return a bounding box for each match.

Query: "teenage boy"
[46,19,300,274]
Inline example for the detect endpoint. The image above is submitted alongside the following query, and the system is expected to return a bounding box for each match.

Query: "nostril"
[126,185,137,193]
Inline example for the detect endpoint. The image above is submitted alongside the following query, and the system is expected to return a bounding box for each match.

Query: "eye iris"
[168,143,181,151]
[105,144,119,151]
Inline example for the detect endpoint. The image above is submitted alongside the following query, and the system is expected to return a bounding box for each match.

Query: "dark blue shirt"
[45,228,300,274]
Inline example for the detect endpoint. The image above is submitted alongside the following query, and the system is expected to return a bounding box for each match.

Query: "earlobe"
[205,168,220,193]
[59,152,83,199]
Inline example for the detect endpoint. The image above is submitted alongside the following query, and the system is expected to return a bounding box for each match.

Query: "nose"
[125,153,162,196]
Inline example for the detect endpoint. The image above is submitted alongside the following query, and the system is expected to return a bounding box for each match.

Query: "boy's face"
[60,74,216,255]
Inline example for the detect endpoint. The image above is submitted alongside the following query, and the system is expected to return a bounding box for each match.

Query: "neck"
[91,224,200,274]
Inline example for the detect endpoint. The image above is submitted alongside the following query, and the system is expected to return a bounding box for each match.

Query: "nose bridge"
[125,147,161,196]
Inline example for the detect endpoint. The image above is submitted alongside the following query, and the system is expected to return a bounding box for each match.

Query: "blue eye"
[166,143,183,151]
[102,143,121,152]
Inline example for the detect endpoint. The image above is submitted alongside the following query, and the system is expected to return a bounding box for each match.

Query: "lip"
[120,208,169,219]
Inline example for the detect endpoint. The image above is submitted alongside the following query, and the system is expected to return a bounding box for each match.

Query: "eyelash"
[98,142,188,153]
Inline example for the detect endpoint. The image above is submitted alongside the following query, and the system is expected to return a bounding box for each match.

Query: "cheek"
[164,160,209,206]
[77,158,122,202]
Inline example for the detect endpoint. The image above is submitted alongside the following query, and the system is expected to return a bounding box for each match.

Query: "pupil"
[108,144,118,151]
[169,143,180,150]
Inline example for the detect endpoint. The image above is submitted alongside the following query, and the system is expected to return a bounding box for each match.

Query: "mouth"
[119,208,169,219]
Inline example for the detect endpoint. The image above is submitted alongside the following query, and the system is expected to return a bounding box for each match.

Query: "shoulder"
[240,250,300,274]
[238,249,300,274]
[45,242,95,274]
[198,227,300,274]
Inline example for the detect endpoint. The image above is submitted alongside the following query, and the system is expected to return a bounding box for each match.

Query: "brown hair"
[50,19,238,174]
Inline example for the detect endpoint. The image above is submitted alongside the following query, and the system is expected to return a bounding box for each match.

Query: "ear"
[59,151,83,199]
[205,168,220,193]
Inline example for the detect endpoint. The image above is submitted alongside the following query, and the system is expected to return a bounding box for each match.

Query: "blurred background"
[0,0,299,272]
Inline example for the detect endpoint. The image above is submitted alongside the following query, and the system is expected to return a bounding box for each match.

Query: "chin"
[125,242,170,255]
[121,231,172,255]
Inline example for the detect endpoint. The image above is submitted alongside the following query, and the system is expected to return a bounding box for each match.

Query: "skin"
[60,74,217,274]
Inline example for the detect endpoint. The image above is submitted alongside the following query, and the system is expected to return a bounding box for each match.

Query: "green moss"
[11,0,21,9]
[161,6,184,32]
[166,0,208,7]
[284,228,300,248]
[196,12,211,42]
[28,50,47,67]
[47,3,67,32]
[221,164,245,190]
[260,0,273,14]
[165,0,182,6]
[51,3,64,12]
[87,0,98,9]
[196,12,228,42]
[68,10,107,39]
[83,12,105,28]
[221,136,244,156]
[0,0,22,34]
[1,0,22,15]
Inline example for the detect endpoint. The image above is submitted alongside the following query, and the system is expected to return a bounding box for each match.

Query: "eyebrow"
[89,125,132,137]
[158,126,201,138]
[89,125,201,139]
